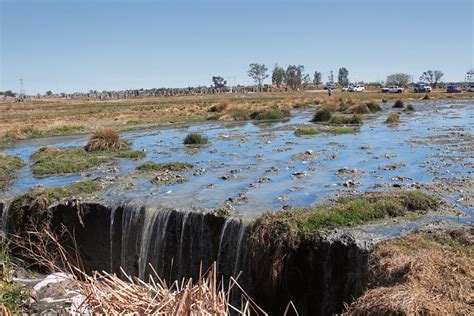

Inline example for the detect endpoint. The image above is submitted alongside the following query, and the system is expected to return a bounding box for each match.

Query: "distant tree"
[313,71,322,85]
[272,64,286,87]
[419,70,444,88]
[212,76,227,89]
[248,63,269,88]
[386,73,411,87]
[46,90,53,96]
[3,90,15,97]
[338,67,349,86]
[285,65,305,89]
[303,74,311,85]
[328,71,334,83]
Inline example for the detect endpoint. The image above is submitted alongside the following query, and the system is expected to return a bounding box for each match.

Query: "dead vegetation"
[84,128,130,152]
[346,228,473,315]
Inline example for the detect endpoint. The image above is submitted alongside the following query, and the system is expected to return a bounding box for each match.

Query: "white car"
[352,85,365,92]
[385,86,404,93]
[468,85,474,92]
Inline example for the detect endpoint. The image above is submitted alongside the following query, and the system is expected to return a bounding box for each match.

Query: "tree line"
[212,64,445,89]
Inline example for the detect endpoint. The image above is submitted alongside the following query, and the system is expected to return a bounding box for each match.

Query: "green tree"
[313,71,322,85]
[419,70,443,88]
[386,73,411,87]
[272,64,285,87]
[285,65,305,89]
[338,67,349,86]
[248,63,269,88]
[46,90,53,96]
[3,90,15,97]
[212,76,227,88]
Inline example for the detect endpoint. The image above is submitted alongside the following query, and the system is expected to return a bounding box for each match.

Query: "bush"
[404,105,415,112]
[84,129,129,152]
[311,109,332,122]
[366,101,382,112]
[209,100,230,113]
[183,132,208,145]
[346,104,370,114]
[252,110,285,121]
[386,113,400,125]
[330,114,363,125]
[392,99,404,108]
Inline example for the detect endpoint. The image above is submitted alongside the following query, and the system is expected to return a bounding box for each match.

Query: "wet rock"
[292,171,307,178]
[265,166,279,173]
[227,194,248,204]
[291,152,316,161]
[151,171,187,185]
[289,186,303,192]
[276,195,289,202]
[220,174,234,180]
[336,168,363,180]
[391,175,413,181]
[342,180,360,187]
[230,169,241,174]
[193,168,207,176]
[379,163,406,171]
[257,177,272,183]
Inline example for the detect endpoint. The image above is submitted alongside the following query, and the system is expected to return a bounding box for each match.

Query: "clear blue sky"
[1,0,473,94]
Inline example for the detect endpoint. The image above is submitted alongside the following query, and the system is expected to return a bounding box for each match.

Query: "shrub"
[311,109,332,122]
[330,114,363,125]
[294,127,317,137]
[386,113,400,125]
[346,104,370,114]
[392,99,404,108]
[84,129,129,152]
[252,110,285,121]
[366,101,382,112]
[183,132,208,145]
[209,100,230,113]
[404,105,415,112]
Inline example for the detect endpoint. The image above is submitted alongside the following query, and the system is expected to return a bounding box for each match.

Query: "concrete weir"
[5,200,370,315]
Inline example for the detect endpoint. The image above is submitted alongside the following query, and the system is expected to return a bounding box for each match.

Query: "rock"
[292,171,307,178]
[257,177,272,183]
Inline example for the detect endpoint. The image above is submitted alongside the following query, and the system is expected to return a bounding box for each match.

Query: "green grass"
[253,110,286,121]
[0,282,28,313]
[227,109,250,121]
[329,114,363,125]
[294,127,318,137]
[183,133,208,145]
[12,180,102,208]
[136,161,193,172]
[116,150,146,160]
[31,147,108,177]
[0,154,24,190]
[252,191,438,239]
[327,127,356,134]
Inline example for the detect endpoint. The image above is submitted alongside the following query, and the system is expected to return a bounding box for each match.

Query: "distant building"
[466,69,474,82]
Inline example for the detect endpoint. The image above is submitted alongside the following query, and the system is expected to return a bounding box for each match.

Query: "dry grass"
[346,229,473,315]
[385,113,400,125]
[84,129,129,152]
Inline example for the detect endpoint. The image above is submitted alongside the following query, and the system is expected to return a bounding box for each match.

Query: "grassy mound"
[84,129,130,152]
[392,99,404,108]
[347,229,473,315]
[312,109,332,122]
[385,113,400,125]
[404,104,415,112]
[329,114,363,125]
[294,127,318,137]
[251,110,287,121]
[365,101,382,112]
[0,153,24,190]
[136,161,193,172]
[183,132,208,145]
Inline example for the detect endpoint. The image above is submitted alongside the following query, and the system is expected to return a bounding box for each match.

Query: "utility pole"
[19,78,25,100]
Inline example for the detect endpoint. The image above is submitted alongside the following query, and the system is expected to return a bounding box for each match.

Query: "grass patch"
[116,150,146,160]
[311,109,332,122]
[0,153,24,190]
[404,104,415,112]
[136,161,193,172]
[31,147,108,177]
[392,99,404,108]
[327,127,356,134]
[294,127,318,137]
[0,282,28,313]
[251,110,287,121]
[0,126,86,148]
[365,100,382,112]
[329,114,363,125]
[385,113,400,125]
[84,129,130,152]
[183,133,208,146]
[347,228,473,314]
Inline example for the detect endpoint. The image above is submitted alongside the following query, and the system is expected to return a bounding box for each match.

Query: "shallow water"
[3,99,473,219]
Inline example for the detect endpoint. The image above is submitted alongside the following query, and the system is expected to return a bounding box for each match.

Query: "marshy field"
[0,91,473,314]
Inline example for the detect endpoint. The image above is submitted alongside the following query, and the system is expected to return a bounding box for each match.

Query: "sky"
[1,0,473,94]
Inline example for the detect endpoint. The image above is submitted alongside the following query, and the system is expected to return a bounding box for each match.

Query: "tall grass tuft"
[392,99,404,108]
[183,132,208,145]
[311,109,332,122]
[84,129,129,152]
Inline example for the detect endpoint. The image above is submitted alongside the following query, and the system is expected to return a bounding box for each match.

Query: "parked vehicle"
[324,83,337,90]
[342,86,350,92]
[414,83,432,93]
[352,85,365,92]
[382,86,404,93]
[468,85,474,92]
[447,85,462,93]
[381,86,389,93]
